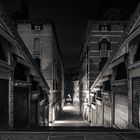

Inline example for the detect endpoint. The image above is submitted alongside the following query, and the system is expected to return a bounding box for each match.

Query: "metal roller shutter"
[14,87,29,128]
[132,78,140,128]
[103,104,111,127]
[30,100,38,127]
[114,85,128,128]
[91,108,96,126]
[96,104,103,126]
[0,79,8,128]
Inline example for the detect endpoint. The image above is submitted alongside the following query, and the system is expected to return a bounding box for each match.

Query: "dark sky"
[1,0,139,68]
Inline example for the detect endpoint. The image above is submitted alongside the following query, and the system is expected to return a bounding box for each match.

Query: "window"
[101,43,108,50]
[35,25,40,30]
[31,23,43,30]
[99,24,111,31]
[33,37,41,58]
[34,37,40,50]
[99,38,110,50]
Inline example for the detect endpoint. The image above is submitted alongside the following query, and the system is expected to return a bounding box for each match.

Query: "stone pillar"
[9,56,16,128]
[9,78,14,128]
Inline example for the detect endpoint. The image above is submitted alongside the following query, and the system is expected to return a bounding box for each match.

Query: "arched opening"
[99,38,110,50]
[14,62,29,81]
[134,42,140,62]
[34,37,40,50]
[0,42,6,61]
[115,62,127,80]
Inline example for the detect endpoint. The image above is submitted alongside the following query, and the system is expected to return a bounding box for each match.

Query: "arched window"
[0,42,6,61]
[33,38,41,58]
[99,38,110,50]
[34,37,40,50]
[134,42,140,62]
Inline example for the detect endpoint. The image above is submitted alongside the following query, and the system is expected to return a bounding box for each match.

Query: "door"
[103,104,111,127]
[92,108,96,126]
[14,87,29,128]
[96,104,103,126]
[30,100,38,127]
[0,79,9,128]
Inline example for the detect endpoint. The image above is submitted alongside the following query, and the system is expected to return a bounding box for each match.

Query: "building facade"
[79,19,128,124]
[90,2,140,130]
[0,9,50,129]
[16,19,64,125]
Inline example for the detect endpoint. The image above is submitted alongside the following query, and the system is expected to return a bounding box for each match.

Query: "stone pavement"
[0,131,140,140]
[0,105,140,140]
[51,105,89,127]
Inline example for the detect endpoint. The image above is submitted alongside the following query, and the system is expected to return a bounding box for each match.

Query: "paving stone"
[85,132,124,140]
[49,135,85,140]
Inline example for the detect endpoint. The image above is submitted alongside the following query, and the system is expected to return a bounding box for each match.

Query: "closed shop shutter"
[103,104,111,127]
[44,105,49,126]
[132,78,140,128]
[39,104,45,126]
[96,104,103,126]
[114,85,128,128]
[92,108,96,126]
[14,87,29,128]
[30,100,38,127]
[0,79,8,128]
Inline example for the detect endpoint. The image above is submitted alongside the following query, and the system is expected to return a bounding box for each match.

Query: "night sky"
[1,0,139,68]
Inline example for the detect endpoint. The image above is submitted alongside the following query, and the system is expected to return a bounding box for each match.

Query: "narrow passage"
[52,105,89,126]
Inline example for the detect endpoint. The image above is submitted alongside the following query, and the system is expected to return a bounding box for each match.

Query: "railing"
[33,50,41,57]
[89,50,112,57]
[100,50,110,57]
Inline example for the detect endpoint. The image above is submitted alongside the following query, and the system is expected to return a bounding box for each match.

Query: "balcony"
[100,50,110,57]
[89,50,112,58]
[33,50,41,57]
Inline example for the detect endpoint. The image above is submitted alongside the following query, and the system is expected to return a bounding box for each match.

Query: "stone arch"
[99,37,110,42]
[99,37,110,50]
